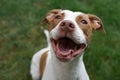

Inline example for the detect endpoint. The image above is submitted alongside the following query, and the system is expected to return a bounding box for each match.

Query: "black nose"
[60,20,75,32]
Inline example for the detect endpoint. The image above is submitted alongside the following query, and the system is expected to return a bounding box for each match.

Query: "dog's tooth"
[74,46,77,50]
[57,42,59,48]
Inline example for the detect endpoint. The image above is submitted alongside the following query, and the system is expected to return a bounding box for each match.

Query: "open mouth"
[51,37,86,62]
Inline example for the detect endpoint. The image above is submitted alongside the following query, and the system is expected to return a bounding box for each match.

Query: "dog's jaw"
[50,37,86,62]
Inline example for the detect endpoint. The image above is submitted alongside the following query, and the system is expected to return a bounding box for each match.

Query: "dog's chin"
[51,37,86,62]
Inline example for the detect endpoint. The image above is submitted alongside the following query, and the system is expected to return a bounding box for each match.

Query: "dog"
[30,9,105,80]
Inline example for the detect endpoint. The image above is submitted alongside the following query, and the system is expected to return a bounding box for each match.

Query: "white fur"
[42,49,89,80]
[44,30,50,48]
[30,10,90,80]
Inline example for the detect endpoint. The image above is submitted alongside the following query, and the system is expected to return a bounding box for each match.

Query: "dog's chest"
[49,56,81,80]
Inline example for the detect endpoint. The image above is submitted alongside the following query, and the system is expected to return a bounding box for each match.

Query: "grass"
[0,0,120,80]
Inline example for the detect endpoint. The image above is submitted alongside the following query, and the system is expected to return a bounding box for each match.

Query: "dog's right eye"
[55,15,62,19]
[81,20,88,24]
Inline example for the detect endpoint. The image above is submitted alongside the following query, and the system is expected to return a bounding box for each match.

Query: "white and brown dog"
[30,9,105,80]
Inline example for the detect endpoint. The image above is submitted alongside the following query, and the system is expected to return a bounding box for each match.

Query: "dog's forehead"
[61,10,84,19]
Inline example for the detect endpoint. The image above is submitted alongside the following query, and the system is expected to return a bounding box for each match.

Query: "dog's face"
[43,9,105,62]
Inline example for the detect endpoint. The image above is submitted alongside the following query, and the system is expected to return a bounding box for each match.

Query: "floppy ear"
[88,14,105,33]
[42,9,62,24]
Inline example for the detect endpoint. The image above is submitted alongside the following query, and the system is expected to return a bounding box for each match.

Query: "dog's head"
[42,9,105,62]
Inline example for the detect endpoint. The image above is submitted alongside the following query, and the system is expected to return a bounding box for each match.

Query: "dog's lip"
[51,37,86,62]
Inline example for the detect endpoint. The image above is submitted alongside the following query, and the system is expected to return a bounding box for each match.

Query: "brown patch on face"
[39,51,48,79]
[43,9,65,31]
[76,14,92,44]
[76,14,105,45]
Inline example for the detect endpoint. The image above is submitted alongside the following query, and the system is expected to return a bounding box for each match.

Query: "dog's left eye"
[55,15,62,19]
[81,20,88,24]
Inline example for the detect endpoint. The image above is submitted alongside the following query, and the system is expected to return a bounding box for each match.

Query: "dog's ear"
[42,9,62,24]
[88,14,105,33]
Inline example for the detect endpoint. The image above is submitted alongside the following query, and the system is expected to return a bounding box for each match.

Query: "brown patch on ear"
[40,9,62,30]
[88,14,105,33]
[44,9,62,23]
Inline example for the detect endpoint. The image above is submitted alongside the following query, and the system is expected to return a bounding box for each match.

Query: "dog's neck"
[51,49,89,80]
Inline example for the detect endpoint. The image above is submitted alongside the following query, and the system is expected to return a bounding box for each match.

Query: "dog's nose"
[60,20,75,32]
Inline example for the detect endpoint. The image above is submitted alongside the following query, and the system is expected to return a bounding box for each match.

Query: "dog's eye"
[55,15,61,19]
[81,20,88,24]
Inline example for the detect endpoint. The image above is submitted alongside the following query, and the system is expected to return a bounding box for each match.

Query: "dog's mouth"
[51,37,86,62]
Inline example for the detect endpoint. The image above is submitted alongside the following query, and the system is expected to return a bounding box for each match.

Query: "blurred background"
[0,0,120,80]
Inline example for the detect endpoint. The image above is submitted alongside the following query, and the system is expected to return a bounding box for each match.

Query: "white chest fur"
[42,49,89,80]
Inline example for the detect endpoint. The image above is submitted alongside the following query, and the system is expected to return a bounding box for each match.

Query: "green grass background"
[0,0,120,80]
